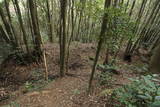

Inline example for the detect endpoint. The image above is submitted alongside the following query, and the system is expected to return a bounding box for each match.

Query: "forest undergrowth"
[0,42,147,107]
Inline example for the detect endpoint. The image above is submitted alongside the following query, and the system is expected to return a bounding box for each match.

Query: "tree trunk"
[88,0,111,93]
[59,0,67,77]
[4,0,19,47]
[13,0,30,53]
[0,6,18,48]
[28,0,42,59]
[46,0,54,42]
[150,41,160,73]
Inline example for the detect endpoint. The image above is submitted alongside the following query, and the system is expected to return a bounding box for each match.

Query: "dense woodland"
[0,0,160,107]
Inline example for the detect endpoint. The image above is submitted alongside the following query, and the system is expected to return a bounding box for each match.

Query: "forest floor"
[0,42,145,107]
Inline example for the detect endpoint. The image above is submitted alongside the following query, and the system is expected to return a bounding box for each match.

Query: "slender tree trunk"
[13,0,30,53]
[46,0,54,42]
[150,40,160,73]
[88,0,111,93]
[4,0,19,47]
[0,24,10,43]
[27,0,35,45]
[59,0,67,77]
[129,0,136,17]
[66,0,75,73]
[125,0,130,12]
[103,48,109,65]
[0,6,18,48]
[28,0,42,59]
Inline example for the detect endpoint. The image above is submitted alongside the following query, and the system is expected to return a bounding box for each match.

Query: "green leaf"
[143,76,156,89]
[150,101,160,107]
[155,96,160,101]
[137,95,150,100]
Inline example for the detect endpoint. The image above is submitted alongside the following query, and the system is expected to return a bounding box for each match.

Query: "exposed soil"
[0,42,141,107]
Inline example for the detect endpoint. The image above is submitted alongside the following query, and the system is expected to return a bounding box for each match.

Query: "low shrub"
[112,75,160,107]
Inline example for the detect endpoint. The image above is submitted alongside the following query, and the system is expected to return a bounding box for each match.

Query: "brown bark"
[59,0,67,77]
[150,42,160,73]
[28,0,42,59]
[88,0,111,93]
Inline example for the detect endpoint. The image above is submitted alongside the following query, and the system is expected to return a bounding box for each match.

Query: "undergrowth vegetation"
[100,75,160,107]
[0,0,160,106]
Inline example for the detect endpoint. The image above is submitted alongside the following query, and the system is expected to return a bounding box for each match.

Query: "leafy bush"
[113,75,160,107]
[98,64,119,71]
[24,81,34,92]
[98,72,114,86]
[97,64,118,86]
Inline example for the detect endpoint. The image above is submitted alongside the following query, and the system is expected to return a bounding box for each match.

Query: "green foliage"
[98,64,119,70]
[113,75,160,107]
[98,72,114,86]
[24,80,49,92]
[2,101,20,107]
[10,102,20,107]
[97,64,116,84]
[103,6,136,51]
[100,89,114,96]
[97,64,117,86]
[130,63,149,74]
[75,0,104,19]
[73,89,81,95]
[24,81,34,92]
